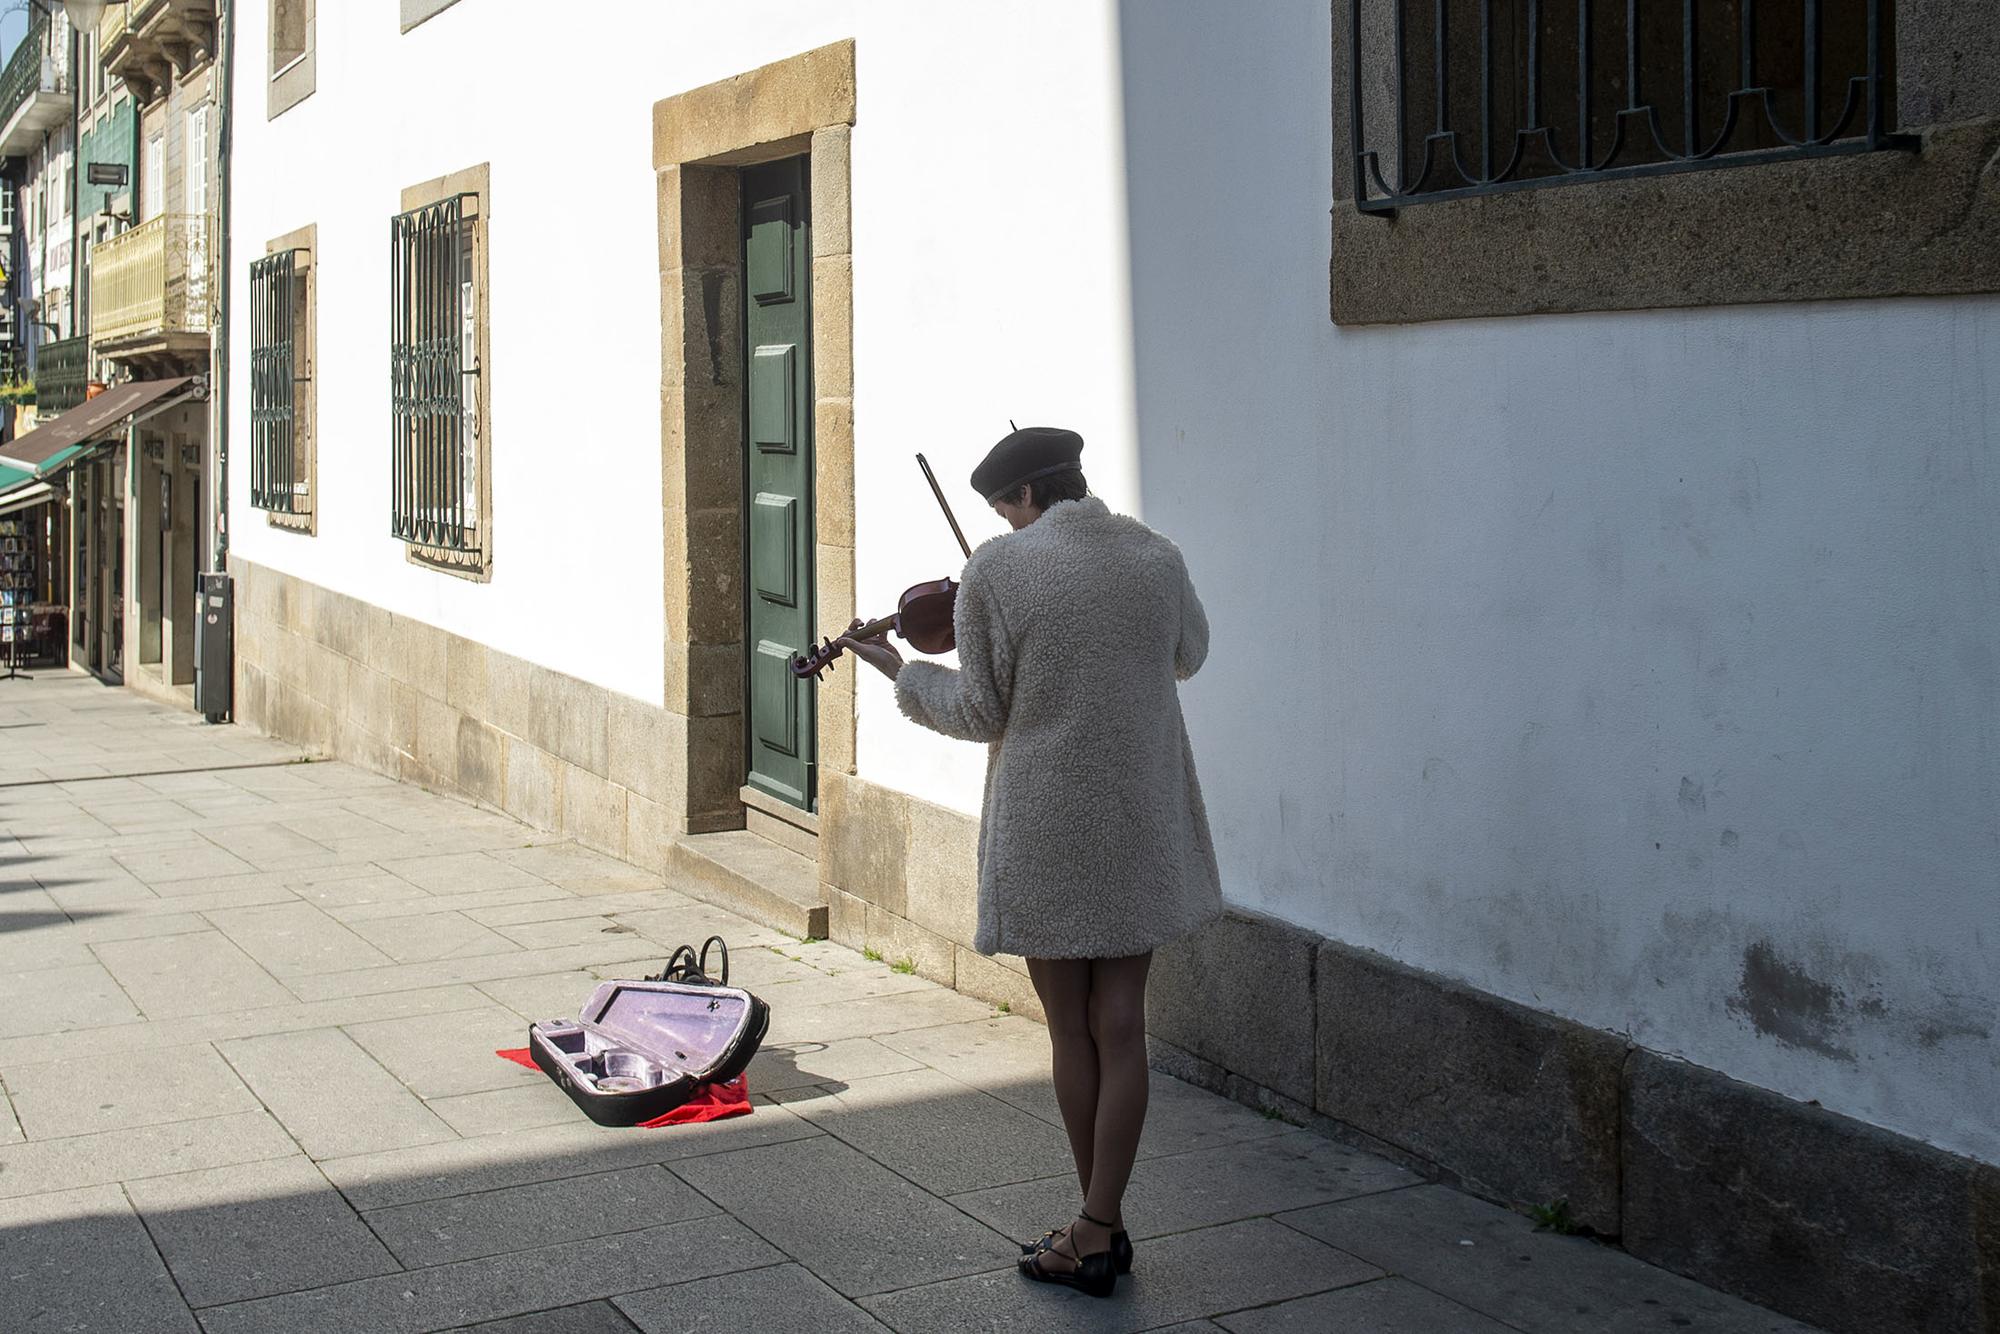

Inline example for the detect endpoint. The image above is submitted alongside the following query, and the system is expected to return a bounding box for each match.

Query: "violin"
[790,454,971,681]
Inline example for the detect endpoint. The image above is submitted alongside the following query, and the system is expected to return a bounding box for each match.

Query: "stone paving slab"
[2,1041,261,1139]
[496,913,643,951]
[123,1155,402,1307]
[0,1080,22,1144]
[1278,1184,1823,1333]
[764,985,999,1045]
[377,850,553,895]
[857,1216,1379,1333]
[51,907,213,943]
[220,1027,458,1158]
[344,1003,545,1099]
[93,929,297,1016]
[205,898,399,974]
[198,1217,785,1334]
[426,1081,586,1138]
[0,920,97,972]
[362,1163,717,1267]
[0,1108,297,1200]
[0,1183,203,1334]
[112,840,260,885]
[282,937,670,1002]
[285,867,434,910]
[1213,1276,1517,1333]
[773,1065,1077,1195]
[475,970,620,1023]
[445,1303,646,1334]
[0,982,495,1067]
[668,1134,1016,1298]
[0,959,143,1035]
[615,1262,889,1333]
[490,842,669,893]
[746,1035,928,1093]
[318,1101,824,1211]
[949,1126,1419,1248]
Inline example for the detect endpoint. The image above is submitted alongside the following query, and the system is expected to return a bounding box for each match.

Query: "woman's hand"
[835,618,905,681]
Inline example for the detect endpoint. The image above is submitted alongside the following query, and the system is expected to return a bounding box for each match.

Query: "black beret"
[971,426,1084,503]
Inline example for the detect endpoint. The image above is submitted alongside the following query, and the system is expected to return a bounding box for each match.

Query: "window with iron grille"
[250,247,312,519]
[1347,0,1909,211]
[389,192,483,563]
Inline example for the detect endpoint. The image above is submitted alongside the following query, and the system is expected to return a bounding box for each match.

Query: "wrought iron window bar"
[389,193,479,554]
[249,249,305,514]
[1347,0,1914,212]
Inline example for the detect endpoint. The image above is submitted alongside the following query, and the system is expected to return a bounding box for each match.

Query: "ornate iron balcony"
[1347,0,1912,212]
[92,214,216,348]
[0,12,70,158]
[37,336,91,416]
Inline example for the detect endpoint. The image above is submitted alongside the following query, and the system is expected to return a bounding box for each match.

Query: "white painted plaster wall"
[227,0,1136,718]
[1105,0,1999,1165]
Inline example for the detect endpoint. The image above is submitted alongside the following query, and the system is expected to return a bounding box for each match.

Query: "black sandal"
[1021,1224,1133,1274]
[1015,1209,1119,1298]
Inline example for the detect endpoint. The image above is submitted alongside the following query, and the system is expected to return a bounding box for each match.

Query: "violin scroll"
[790,636,844,681]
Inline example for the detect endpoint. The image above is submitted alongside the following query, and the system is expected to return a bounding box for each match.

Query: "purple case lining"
[528,979,762,1099]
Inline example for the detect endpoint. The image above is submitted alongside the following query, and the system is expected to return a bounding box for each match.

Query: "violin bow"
[916,453,974,560]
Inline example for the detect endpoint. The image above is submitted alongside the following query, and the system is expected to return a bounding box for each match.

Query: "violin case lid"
[527,977,769,1127]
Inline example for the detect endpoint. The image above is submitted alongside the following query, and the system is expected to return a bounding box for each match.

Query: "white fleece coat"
[895,497,1222,959]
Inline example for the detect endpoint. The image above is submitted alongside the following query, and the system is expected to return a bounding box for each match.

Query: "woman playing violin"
[836,425,1221,1300]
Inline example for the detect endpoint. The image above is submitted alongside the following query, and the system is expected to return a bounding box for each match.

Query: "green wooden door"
[742,157,816,810]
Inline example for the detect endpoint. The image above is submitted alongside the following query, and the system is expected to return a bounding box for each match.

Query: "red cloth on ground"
[496,1048,752,1126]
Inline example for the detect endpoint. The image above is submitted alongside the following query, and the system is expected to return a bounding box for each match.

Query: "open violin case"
[527,938,769,1127]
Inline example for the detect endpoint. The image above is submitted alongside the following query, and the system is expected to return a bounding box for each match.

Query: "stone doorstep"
[666,830,828,941]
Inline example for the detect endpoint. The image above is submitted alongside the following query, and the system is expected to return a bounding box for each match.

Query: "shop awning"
[0,376,200,480]
[0,479,53,517]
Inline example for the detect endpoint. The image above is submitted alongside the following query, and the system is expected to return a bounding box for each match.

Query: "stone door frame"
[653,42,857,835]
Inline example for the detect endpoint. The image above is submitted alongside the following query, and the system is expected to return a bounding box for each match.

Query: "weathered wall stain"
[1725,940,1857,1061]
[1916,1015,1994,1048]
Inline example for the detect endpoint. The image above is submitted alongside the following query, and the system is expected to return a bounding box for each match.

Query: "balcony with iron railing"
[0,13,71,158]
[102,0,215,104]
[99,2,129,51]
[37,336,91,416]
[92,214,215,365]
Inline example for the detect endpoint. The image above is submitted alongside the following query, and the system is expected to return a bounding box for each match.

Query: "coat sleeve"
[1174,554,1209,681]
[895,564,1014,743]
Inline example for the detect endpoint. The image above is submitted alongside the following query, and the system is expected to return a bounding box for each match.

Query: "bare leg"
[1026,957,1097,1201]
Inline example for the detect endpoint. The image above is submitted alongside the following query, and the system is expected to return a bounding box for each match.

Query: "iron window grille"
[249,248,309,514]
[1347,0,1913,212]
[389,192,481,555]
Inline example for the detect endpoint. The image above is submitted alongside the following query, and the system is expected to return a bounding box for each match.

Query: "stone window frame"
[259,222,317,535]
[652,41,856,836]
[1330,0,2000,324]
[396,162,493,580]
[269,0,314,119]
[400,0,466,34]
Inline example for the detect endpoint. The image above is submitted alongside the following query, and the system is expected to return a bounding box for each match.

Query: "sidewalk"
[0,672,1818,1333]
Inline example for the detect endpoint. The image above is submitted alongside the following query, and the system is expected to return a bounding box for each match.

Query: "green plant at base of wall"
[1529,1199,1581,1235]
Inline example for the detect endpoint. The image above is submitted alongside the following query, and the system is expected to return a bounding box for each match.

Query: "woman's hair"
[1026,469,1091,509]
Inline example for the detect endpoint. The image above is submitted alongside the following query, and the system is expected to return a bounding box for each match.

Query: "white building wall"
[1107,0,2000,1166]
[228,1,1997,1164]
[227,0,1135,713]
